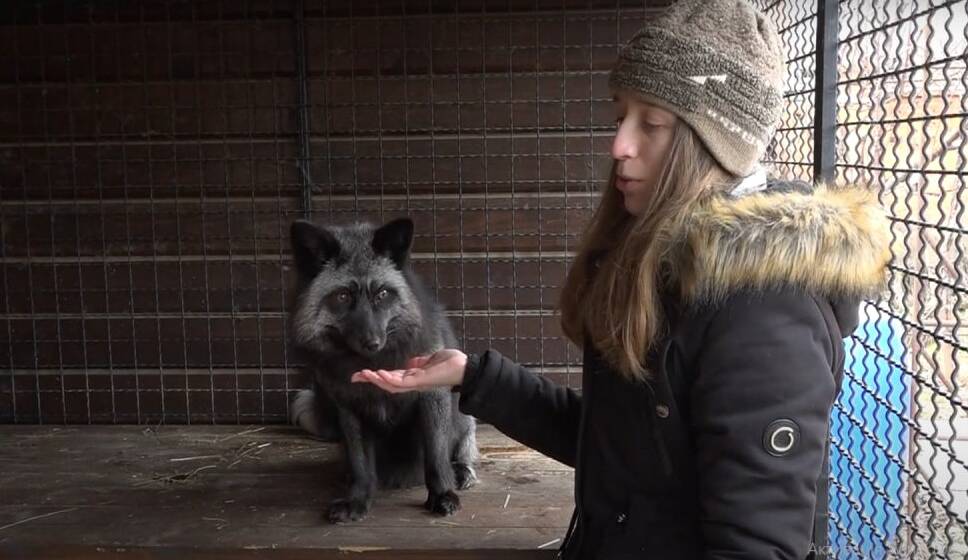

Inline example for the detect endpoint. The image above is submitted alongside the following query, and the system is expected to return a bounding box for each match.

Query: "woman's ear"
[372,218,414,269]
[290,220,341,278]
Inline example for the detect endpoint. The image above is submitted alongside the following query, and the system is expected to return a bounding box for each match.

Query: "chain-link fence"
[756,1,967,558]
[1,1,966,558]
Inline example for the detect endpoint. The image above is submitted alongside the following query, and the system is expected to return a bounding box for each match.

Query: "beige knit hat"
[609,0,786,177]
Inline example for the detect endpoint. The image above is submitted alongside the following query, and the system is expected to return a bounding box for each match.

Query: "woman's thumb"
[406,355,431,369]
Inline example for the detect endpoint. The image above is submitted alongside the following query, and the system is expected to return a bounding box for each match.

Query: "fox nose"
[362,339,381,353]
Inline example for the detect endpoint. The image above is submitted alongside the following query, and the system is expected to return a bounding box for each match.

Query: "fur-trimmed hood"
[663,179,892,316]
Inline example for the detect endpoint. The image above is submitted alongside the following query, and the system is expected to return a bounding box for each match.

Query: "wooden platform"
[0,425,573,559]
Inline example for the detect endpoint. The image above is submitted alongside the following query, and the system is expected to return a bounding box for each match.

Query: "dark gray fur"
[288,217,478,524]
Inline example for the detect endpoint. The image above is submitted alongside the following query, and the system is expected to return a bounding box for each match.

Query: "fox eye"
[375,289,390,301]
[335,290,352,304]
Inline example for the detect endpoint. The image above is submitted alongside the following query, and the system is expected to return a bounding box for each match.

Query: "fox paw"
[327,498,369,523]
[455,463,478,490]
[425,490,461,516]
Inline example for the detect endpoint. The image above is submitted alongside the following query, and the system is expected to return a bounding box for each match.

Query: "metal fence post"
[813,0,838,186]
[812,0,839,556]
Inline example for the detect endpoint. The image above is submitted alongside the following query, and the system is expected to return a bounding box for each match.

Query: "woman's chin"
[623,198,644,216]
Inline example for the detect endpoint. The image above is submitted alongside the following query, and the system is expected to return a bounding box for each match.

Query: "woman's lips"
[616,175,642,191]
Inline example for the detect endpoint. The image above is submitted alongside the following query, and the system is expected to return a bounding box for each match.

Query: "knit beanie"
[608,0,786,178]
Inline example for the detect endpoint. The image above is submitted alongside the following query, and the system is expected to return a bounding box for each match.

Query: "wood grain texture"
[0,424,574,555]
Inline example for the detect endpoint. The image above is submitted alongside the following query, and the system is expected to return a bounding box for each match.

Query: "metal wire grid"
[311,0,666,410]
[1,1,303,424]
[756,0,822,183]
[837,1,966,558]
[0,1,668,424]
[310,1,665,391]
[757,1,968,558]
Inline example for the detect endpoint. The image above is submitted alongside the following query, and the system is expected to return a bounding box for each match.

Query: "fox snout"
[360,335,384,354]
[346,328,386,356]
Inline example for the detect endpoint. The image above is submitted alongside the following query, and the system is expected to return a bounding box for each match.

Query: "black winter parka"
[458,180,891,559]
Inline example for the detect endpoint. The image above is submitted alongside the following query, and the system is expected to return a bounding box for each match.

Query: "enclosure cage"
[1,0,966,558]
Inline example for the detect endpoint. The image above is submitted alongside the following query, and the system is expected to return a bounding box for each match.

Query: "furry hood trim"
[664,180,892,305]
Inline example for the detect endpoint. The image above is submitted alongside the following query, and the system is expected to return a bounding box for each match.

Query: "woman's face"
[611,92,679,216]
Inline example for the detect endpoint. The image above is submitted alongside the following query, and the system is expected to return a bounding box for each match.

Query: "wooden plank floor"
[0,425,573,559]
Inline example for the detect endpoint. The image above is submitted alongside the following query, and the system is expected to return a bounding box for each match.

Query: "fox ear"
[290,220,340,278]
[372,218,414,269]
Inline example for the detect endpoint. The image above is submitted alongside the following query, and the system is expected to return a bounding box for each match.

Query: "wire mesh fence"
[754,0,968,558]
[1,0,306,425]
[1,1,966,558]
[836,1,966,557]
[0,0,672,425]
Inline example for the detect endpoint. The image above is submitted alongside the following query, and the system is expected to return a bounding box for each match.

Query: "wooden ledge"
[0,424,573,558]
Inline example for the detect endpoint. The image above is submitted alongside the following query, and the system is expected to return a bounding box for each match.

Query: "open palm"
[350,349,467,393]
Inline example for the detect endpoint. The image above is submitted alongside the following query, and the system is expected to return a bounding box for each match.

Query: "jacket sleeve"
[690,291,837,560]
[458,349,582,467]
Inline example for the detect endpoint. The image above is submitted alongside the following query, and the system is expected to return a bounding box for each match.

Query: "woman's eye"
[614,117,624,128]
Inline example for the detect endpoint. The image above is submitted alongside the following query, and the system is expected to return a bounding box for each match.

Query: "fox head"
[288,217,424,358]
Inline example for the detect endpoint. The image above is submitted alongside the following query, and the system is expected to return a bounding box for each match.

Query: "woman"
[352,0,891,557]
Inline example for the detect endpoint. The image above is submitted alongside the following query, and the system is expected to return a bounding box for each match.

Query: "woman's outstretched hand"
[350,349,468,393]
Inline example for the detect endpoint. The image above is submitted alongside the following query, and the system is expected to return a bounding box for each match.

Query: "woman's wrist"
[452,352,478,393]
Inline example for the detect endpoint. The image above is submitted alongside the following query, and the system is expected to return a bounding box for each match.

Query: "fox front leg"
[328,407,376,523]
[419,393,461,516]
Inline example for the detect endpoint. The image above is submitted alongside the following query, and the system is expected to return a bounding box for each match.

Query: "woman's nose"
[611,123,638,160]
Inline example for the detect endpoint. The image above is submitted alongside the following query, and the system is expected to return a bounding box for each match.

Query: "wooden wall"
[0,0,671,423]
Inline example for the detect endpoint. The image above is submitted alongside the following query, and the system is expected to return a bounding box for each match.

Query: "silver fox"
[288,217,478,523]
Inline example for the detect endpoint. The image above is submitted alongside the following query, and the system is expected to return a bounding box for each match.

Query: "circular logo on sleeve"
[763,419,800,457]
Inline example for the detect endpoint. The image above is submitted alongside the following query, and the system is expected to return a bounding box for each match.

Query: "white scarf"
[729,165,769,197]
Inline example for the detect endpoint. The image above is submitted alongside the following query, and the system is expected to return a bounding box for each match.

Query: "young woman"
[351,0,891,557]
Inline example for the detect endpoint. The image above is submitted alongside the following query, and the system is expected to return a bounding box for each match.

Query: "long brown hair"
[559,120,734,381]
